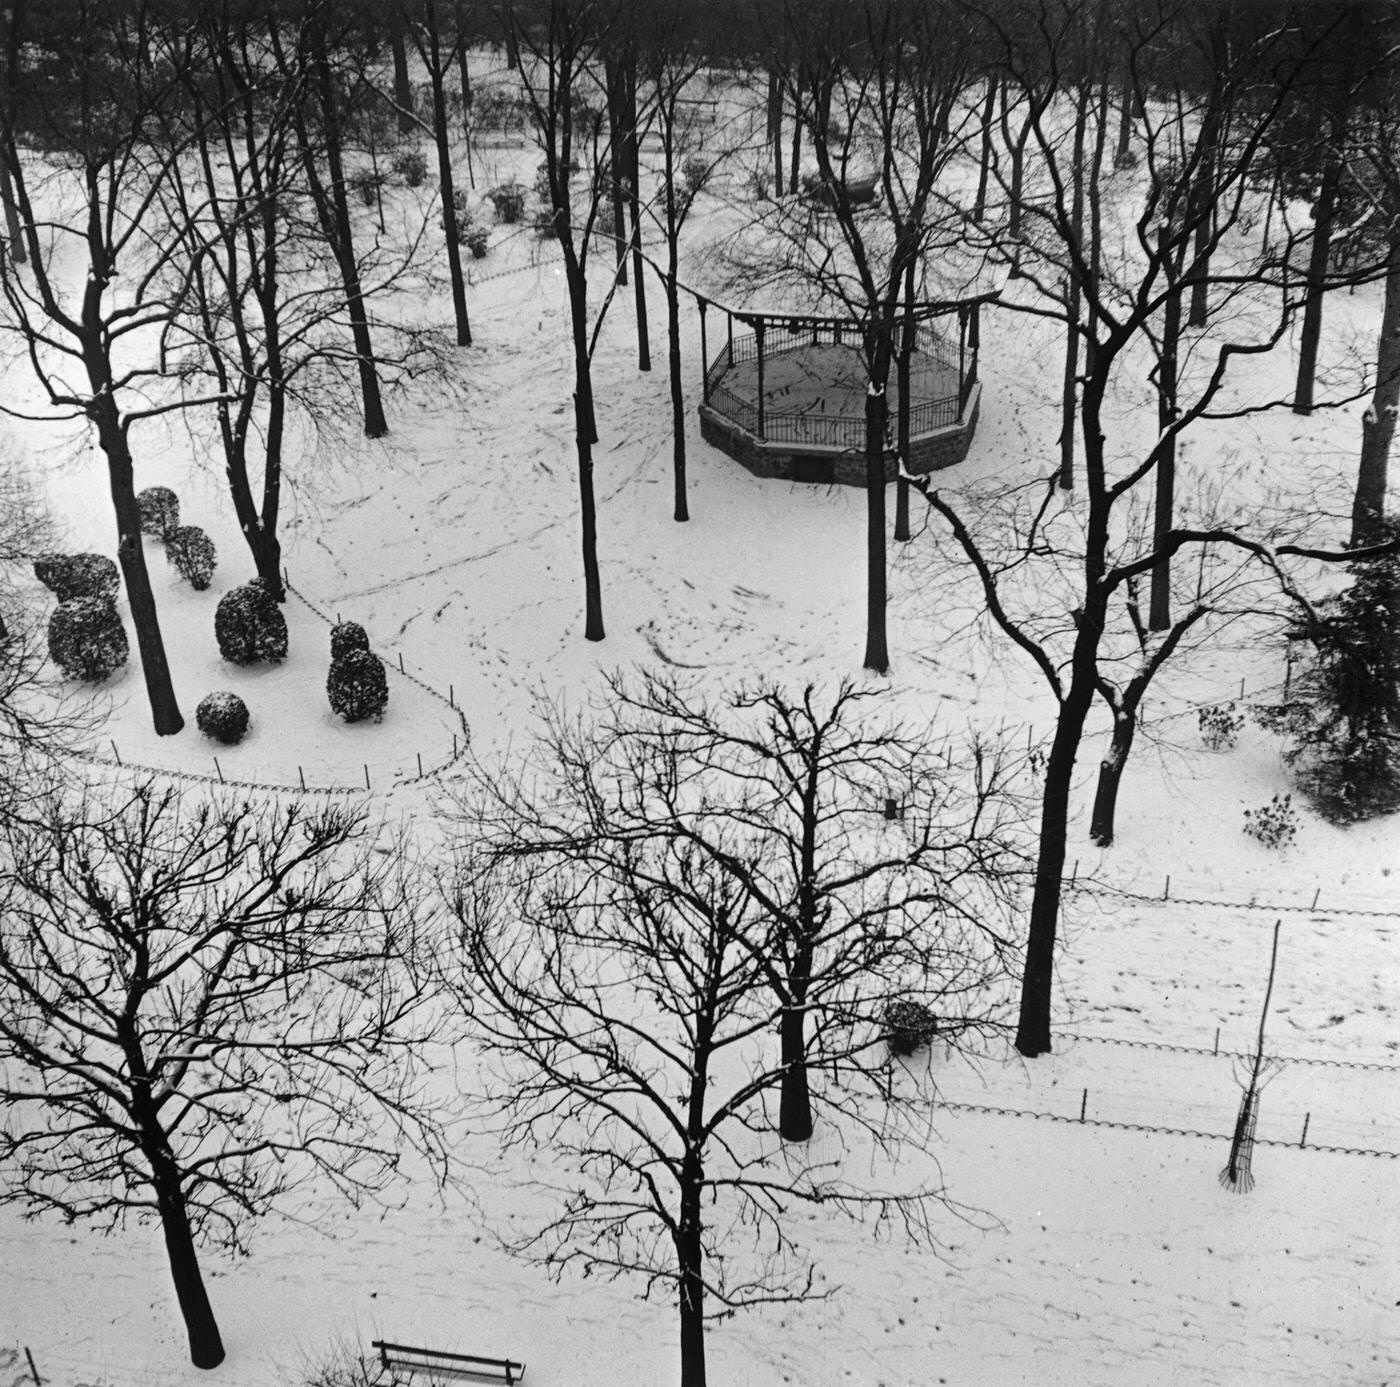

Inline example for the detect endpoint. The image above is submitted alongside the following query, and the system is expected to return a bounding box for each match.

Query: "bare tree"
[501,0,628,642]
[441,672,1014,1387]
[453,670,1024,1140]
[159,3,435,599]
[733,0,978,673]
[0,781,444,1369]
[908,0,1382,1056]
[0,0,228,734]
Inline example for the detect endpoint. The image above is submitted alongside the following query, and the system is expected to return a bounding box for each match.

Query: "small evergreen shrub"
[48,596,128,682]
[196,690,250,745]
[348,167,383,207]
[137,485,180,537]
[1198,702,1244,751]
[882,999,939,1057]
[392,149,428,187]
[463,223,490,258]
[215,578,288,665]
[330,620,370,663]
[328,648,388,723]
[165,525,217,590]
[486,183,525,223]
[681,154,709,195]
[33,552,120,603]
[1281,532,1400,822]
[1242,793,1298,850]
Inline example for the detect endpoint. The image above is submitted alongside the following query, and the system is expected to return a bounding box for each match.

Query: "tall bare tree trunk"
[424,0,471,345]
[1354,222,1400,545]
[304,14,389,437]
[863,377,890,672]
[1294,144,1341,415]
[1151,228,1181,630]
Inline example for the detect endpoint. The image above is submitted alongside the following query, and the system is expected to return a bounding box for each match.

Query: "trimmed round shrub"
[48,596,128,682]
[33,552,120,603]
[215,578,288,665]
[882,1000,939,1058]
[196,690,250,745]
[330,620,370,664]
[165,525,217,590]
[328,649,388,723]
[392,149,428,187]
[137,486,180,537]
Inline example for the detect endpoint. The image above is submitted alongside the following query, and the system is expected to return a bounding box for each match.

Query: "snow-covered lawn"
[3,107,1399,1387]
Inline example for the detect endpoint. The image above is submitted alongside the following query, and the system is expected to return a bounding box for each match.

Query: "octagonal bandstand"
[696,300,988,487]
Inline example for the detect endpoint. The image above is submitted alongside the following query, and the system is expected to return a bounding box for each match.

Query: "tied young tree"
[0,0,228,734]
[907,0,1380,1056]
[442,673,1019,1387]
[0,782,444,1369]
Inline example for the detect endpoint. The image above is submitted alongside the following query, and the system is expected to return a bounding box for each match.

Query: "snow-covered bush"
[47,596,128,682]
[34,552,120,603]
[137,486,180,537]
[681,154,709,195]
[1198,702,1244,751]
[196,690,250,745]
[327,649,388,723]
[215,578,288,665]
[165,526,217,590]
[329,620,370,664]
[882,999,939,1057]
[463,223,490,258]
[486,183,525,224]
[1242,794,1298,850]
[348,167,383,207]
[392,149,428,187]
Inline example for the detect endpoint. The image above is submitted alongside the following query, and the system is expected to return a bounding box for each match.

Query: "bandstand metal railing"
[697,294,995,449]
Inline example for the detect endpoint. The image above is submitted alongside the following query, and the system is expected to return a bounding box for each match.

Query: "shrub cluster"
[681,154,709,194]
[463,222,490,258]
[215,578,288,665]
[48,596,128,682]
[165,525,218,590]
[1198,702,1244,751]
[1242,793,1298,850]
[392,149,428,187]
[882,999,939,1058]
[196,690,250,745]
[348,167,383,207]
[34,552,120,603]
[486,183,525,224]
[137,486,180,537]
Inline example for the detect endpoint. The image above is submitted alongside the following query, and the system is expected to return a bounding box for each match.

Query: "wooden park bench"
[371,1340,526,1385]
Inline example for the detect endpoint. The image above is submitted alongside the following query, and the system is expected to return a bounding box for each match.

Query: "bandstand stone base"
[699,384,981,487]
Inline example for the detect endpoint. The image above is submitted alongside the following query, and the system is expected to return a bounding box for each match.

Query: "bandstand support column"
[699,298,710,402]
[958,307,967,413]
[755,319,766,439]
[968,302,981,393]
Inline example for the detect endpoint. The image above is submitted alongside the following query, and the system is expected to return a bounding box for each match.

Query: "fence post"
[111,739,121,766]
[1079,1089,1088,1122]
[364,764,371,791]
[299,765,307,792]
[1300,1112,1310,1149]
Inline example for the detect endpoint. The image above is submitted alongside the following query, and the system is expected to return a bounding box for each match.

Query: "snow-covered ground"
[3,69,1399,1387]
